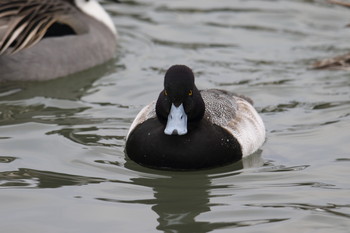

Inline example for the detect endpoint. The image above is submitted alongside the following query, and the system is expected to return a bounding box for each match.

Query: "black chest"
[125,118,242,170]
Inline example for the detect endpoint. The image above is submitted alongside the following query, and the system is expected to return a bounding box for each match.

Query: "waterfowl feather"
[0,0,78,55]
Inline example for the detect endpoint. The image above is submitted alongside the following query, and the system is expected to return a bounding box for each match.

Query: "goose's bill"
[164,104,188,136]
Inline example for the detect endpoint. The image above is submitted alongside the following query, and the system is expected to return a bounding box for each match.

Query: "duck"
[125,65,266,170]
[0,0,118,81]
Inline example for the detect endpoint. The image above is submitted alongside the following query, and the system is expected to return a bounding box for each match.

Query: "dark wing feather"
[0,0,79,55]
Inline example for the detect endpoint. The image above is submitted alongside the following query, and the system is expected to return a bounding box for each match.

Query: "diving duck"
[125,65,266,170]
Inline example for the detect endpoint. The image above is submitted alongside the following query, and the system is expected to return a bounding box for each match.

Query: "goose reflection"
[124,151,263,233]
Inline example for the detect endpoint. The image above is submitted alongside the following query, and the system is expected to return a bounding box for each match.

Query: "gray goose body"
[0,0,117,81]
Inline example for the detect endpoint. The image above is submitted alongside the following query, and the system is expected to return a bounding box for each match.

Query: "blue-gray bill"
[164,103,188,136]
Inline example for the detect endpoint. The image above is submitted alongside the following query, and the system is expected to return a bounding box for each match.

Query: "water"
[1,0,350,232]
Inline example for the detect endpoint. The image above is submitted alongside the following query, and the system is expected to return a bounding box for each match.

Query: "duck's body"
[0,0,117,81]
[125,65,265,170]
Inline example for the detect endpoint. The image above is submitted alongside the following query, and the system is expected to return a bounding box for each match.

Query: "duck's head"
[74,0,119,35]
[156,65,205,136]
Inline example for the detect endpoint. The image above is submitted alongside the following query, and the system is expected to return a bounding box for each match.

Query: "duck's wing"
[311,53,350,70]
[201,89,266,157]
[0,0,88,55]
[201,89,240,127]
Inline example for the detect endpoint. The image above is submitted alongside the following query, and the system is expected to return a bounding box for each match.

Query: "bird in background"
[312,0,350,70]
[0,0,119,81]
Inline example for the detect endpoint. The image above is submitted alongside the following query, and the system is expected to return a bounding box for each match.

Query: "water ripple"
[259,165,310,172]
[0,156,17,163]
[246,203,350,219]
[0,168,106,189]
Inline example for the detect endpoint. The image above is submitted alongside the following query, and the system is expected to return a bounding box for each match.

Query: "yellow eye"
[164,90,168,96]
[188,90,193,96]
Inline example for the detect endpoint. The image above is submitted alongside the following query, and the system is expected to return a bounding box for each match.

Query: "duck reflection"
[145,171,212,232]
[0,60,118,101]
[124,151,263,233]
[0,60,120,127]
